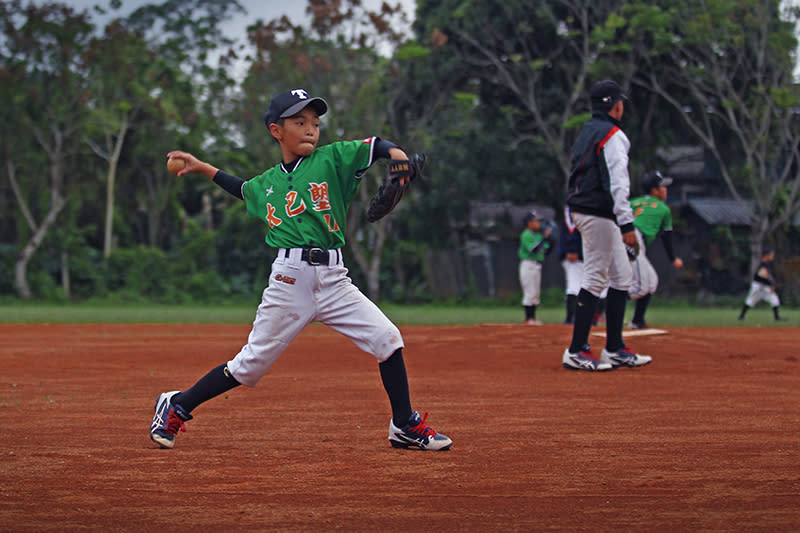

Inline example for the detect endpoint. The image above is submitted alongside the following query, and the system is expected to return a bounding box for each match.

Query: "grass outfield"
[0,301,791,327]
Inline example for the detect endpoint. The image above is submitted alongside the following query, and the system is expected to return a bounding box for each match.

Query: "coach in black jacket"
[560,80,653,372]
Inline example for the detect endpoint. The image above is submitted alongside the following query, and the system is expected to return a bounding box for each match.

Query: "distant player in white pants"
[558,208,583,324]
[738,248,786,322]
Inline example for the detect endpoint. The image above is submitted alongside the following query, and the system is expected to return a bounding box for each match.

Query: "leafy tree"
[0,1,94,298]
[411,0,630,190]
[612,0,800,273]
[109,0,245,249]
[84,20,152,258]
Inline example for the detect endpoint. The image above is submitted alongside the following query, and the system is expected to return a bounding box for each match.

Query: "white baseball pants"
[571,212,632,297]
[744,281,780,308]
[629,229,658,300]
[519,259,543,306]
[561,259,584,296]
[227,248,404,387]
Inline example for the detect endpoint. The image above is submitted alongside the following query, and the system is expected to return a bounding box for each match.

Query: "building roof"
[469,201,556,229]
[686,198,753,226]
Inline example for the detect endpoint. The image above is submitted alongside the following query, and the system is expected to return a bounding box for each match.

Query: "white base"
[592,328,668,337]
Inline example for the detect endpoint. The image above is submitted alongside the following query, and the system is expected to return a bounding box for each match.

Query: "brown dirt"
[1,323,798,532]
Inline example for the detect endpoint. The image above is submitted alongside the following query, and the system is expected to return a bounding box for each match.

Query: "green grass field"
[0,302,791,327]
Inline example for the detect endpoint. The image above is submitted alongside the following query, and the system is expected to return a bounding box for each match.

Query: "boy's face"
[527,219,541,231]
[653,184,668,201]
[270,107,320,157]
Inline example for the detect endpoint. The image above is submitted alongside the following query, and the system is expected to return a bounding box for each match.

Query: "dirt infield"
[1,323,798,531]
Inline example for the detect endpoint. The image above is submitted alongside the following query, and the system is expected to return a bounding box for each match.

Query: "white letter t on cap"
[291,89,309,99]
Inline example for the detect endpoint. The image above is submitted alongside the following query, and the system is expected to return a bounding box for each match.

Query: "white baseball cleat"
[600,347,652,368]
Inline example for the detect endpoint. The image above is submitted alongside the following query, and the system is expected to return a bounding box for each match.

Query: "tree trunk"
[14,194,66,298]
[102,113,129,258]
[366,253,382,301]
[202,192,213,231]
[61,250,71,298]
[346,203,390,301]
[6,160,38,233]
[104,164,117,258]
[748,217,769,276]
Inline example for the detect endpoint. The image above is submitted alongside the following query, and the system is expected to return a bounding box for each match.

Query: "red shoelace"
[165,410,187,435]
[408,412,437,437]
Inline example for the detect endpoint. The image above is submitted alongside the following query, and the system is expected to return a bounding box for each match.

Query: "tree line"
[1,0,798,303]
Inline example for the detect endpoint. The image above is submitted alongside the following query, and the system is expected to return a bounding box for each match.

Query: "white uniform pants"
[571,212,632,297]
[519,259,543,306]
[227,248,404,387]
[744,281,780,308]
[629,229,658,300]
[562,259,584,296]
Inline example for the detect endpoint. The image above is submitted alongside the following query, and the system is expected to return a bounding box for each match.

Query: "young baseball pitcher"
[149,89,452,451]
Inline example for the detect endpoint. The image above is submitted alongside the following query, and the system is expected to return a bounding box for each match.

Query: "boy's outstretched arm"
[166,151,219,179]
[167,150,244,200]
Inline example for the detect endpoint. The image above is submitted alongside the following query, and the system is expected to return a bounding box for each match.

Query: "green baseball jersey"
[518,230,549,262]
[630,195,672,245]
[241,138,376,249]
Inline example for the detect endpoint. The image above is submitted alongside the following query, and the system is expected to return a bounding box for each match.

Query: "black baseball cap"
[641,170,673,193]
[590,80,628,111]
[523,210,539,224]
[263,89,328,128]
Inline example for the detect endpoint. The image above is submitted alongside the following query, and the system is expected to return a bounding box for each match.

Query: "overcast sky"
[63,0,417,39]
[56,0,800,80]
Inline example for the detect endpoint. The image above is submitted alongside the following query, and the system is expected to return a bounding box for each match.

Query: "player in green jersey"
[148,89,452,451]
[518,210,553,324]
[628,171,683,329]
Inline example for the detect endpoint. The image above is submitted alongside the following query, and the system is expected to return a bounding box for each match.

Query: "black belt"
[284,248,339,266]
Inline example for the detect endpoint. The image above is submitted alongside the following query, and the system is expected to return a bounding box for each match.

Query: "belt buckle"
[307,247,326,266]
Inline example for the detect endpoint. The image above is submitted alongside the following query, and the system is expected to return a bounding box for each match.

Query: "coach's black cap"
[641,170,673,193]
[263,89,328,128]
[590,80,628,111]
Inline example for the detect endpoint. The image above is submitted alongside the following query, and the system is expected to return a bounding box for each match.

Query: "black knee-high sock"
[524,305,537,320]
[569,289,599,353]
[739,304,749,319]
[773,306,781,320]
[379,349,413,427]
[605,288,628,352]
[565,294,577,323]
[633,294,651,325]
[172,363,241,413]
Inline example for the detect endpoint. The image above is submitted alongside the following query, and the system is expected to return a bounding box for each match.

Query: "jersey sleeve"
[661,205,673,233]
[241,174,266,219]
[603,130,635,228]
[331,137,378,180]
[520,231,537,252]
